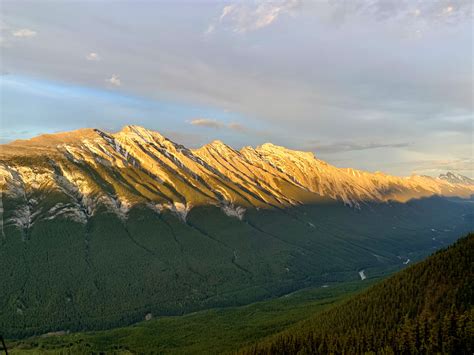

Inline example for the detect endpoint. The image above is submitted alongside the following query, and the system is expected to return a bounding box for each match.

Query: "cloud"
[86,52,100,61]
[418,158,473,172]
[0,129,31,143]
[328,0,472,25]
[189,118,248,132]
[220,5,237,21]
[399,158,474,177]
[1,25,37,46]
[107,74,121,86]
[12,28,37,37]
[307,141,411,154]
[211,0,301,33]
[204,24,215,35]
[228,122,247,132]
[1,1,471,177]
[162,130,205,148]
[189,118,224,128]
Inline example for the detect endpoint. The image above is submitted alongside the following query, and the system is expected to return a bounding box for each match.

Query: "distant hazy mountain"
[439,172,474,185]
[1,125,473,338]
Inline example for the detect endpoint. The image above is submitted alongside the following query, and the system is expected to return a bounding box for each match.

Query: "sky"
[0,0,472,177]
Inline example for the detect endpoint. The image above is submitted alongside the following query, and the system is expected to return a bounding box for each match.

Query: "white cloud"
[189,119,248,132]
[403,158,474,177]
[2,0,472,177]
[328,0,471,25]
[212,0,301,33]
[107,74,121,86]
[228,122,247,132]
[204,24,215,35]
[306,141,411,154]
[220,5,236,21]
[189,118,224,129]
[86,52,100,61]
[442,5,454,15]
[12,28,37,37]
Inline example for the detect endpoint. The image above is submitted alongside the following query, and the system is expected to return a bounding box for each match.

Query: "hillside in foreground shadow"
[242,233,474,354]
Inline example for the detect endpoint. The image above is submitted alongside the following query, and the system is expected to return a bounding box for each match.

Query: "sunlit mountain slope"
[1,125,473,229]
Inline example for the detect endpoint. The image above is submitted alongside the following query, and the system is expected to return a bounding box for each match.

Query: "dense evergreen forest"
[3,196,471,339]
[242,233,474,354]
[7,234,472,353]
[7,281,372,353]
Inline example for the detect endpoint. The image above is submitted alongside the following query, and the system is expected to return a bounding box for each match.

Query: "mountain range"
[1,125,473,338]
[1,125,473,225]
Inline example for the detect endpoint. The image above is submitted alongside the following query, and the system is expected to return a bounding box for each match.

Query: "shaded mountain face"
[1,125,473,338]
[1,125,473,228]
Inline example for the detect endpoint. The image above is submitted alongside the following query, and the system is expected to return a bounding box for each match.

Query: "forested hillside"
[7,281,372,354]
[7,234,472,354]
[2,198,472,338]
[243,233,474,354]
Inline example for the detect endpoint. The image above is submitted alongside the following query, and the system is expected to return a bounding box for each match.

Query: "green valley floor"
[7,280,376,354]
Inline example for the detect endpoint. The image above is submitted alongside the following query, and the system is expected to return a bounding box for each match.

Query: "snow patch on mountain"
[221,204,246,220]
[8,199,42,238]
[148,201,192,221]
[45,203,87,223]
[147,202,165,215]
[170,202,191,222]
